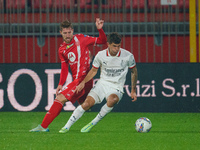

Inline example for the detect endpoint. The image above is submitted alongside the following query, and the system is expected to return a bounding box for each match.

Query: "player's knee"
[81,102,91,110]
[107,101,117,107]
[81,97,95,110]
[55,94,68,104]
[107,95,119,107]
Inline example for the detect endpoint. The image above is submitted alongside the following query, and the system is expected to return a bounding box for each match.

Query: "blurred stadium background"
[0,0,200,112]
[1,2,200,149]
[0,0,199,63]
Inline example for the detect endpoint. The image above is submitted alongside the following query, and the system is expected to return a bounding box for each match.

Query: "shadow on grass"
[1,129,199,134]
[151,130,200,133]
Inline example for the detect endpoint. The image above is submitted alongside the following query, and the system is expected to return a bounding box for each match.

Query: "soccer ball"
[135,117,152,133]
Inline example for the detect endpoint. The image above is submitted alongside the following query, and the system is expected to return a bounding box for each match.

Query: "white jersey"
[92,48,136,92]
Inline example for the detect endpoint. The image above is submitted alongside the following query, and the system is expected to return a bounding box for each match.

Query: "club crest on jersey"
[68,52,76,62]
[66,43,74,49]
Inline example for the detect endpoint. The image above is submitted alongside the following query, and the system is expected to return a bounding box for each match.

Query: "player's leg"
[59,96,95,133]
[29,94,67,132]
[93,93,119,123]
[81,94,119,132]
[40,94,67,128]
[30,79,82,132]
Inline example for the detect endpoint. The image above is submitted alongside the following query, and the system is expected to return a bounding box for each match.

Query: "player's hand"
[131,90,137,102]
[75,81,85,94]
[96,18,104,29]
[56,85,63,96]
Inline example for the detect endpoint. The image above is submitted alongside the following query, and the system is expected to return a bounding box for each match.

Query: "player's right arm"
[56,50,69,96]
[75,67,98,93]
[56,85,63,96]
[75,52,100,93]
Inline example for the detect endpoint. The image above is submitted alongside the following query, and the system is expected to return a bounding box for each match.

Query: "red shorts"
[61,78,93,104]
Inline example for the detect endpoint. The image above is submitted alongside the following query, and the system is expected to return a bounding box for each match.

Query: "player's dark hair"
[107,32,122,44]
[60,19,73,31]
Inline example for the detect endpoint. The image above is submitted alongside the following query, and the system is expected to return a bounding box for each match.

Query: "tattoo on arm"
[131,66,138,91]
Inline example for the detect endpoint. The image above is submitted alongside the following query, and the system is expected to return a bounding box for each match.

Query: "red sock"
[41,100,63,128]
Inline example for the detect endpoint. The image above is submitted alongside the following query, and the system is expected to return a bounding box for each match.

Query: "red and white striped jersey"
[58,29,107,85]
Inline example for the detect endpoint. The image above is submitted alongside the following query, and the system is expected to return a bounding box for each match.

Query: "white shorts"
[88,80,123,104]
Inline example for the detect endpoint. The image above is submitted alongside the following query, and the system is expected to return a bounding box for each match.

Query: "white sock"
[91,104,113,125]
[63,105,85,129]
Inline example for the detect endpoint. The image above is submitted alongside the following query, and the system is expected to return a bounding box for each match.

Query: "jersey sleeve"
[82,29,107,46]
[128,54,136,69]
[58,61,69,85]
[96,29,107,44]
[58,49,69,85]
[92,52,101,69]
[58,49,65,63]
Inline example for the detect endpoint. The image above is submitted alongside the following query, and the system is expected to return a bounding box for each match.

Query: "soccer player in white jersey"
[59,32,138,133]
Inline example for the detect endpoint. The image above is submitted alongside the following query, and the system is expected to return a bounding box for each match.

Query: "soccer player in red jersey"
[30,18,107,132]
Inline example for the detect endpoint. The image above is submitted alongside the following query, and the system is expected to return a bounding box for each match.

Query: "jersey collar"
[106,49,121,57]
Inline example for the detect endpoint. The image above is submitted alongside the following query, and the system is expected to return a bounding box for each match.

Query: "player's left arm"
[82,18,106,46]
[96,18,104,30]
[131,66,138,102]
[95,18,107,44]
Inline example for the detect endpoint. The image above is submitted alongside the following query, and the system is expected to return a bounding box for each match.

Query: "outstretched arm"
[84,18,106,46]
[75,67,98,93]
[95,18,107,44]
[131,66,138,102]
[95,18,104,29]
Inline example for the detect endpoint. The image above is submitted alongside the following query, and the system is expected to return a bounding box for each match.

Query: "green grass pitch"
[0,112,200,150]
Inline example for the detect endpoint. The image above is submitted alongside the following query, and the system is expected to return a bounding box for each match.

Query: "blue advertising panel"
[0,63,199,112]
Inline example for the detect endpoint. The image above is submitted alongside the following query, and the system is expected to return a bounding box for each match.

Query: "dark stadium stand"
[0,0,192,63]
[2,0,190,12]
[6,0,26,9]
[148,0,189,9]
[101,0,123,9]
[31,0,52,9]
[125,0,146,9]
[0,0,3,9]
[52,0,74,9]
